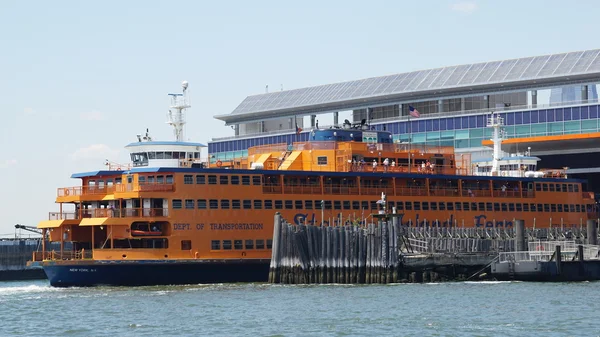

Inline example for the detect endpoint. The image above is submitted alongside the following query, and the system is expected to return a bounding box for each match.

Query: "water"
[1,280,599,336]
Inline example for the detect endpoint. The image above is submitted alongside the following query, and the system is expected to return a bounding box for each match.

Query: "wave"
[0,283,58,295]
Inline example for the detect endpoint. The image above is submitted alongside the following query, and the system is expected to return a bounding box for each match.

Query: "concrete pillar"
[587,219,598,245]
[460,98,465,111]
[234,124,239,136]
[582,85,589,102]
[515,219,525,251]
[311,115,316,127]
[333,111,339,126]
[397,104,403,117]
[438,99,444,113]
[530,90,537,106]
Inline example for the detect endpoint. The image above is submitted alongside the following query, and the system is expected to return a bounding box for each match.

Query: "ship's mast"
[487,111,504,175]
[167,81,191,142]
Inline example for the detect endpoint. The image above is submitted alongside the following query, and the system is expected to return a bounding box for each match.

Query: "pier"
[268,213,600,284]
[0,239,66,281]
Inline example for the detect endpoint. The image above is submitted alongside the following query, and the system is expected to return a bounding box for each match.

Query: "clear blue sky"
[0,0,598,235]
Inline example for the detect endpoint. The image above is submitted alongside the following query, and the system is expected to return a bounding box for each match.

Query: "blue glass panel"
[514,112,522,125]
[506,113,515,125]
[541,110,549,122]
[399,123,407,134]
[530,110,538,123]
[522,111,530,124]
[476,115,485,127]
[446,118,454,130]
[418,120,426,132]
[555,108,563,121]
[467,116,476,129]
[432,119,440,131]
[590,105,598,118]
[439,118,447,130]
[564,107,572,121]
[454,117,462,129]
[425,120,432,131]
[579,106,588,120]
[409,121,418,133]
[461,116,469,129]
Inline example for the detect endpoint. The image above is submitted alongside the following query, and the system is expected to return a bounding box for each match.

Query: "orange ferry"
[31,82,598,286]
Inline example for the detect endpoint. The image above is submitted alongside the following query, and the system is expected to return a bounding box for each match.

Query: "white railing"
[499,241,600,263]
[407,238,428,253]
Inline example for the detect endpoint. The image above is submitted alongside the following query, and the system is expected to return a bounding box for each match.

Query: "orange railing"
[115,183,175,193]
[48,212,78,220]
[57,185,116,197]
[79,208,170,218]
[32,250,92,262]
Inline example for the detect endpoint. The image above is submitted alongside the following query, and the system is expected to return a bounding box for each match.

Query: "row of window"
[535,183,580,192]
[211,239,273,250]
[139,175,174,184]
[172,199,589,213]
[183,174,261,186]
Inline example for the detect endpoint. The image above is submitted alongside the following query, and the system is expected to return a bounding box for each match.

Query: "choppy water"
[0,280,599,336]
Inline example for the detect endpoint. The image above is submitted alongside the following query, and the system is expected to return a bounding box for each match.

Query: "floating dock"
[0,238,66,281]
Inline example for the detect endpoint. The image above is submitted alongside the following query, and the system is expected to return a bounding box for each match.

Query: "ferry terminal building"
[209,49,600,192]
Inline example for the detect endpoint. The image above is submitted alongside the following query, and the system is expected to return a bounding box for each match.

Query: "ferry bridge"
[210,49,600,193]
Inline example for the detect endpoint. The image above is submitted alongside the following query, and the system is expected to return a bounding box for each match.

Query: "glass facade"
[210,104,600,160]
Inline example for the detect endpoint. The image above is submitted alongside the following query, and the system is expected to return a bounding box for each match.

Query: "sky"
[0,0,599,235]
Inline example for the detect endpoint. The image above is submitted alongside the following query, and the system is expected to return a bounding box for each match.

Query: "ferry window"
[388,201,395,210]
[209,199,218,209]
[370,201,377,210]
[463,202,470,211]
[549,184,555,192]
[471,202,477,211]
[148,152,156,159]
[334,201,342,210]
[196,175,205,184]
[211,240,220,250]
[220,176,229,185]
[116,177,122,184]
[221,200,231,209]
[405,202,413,211]
[447,202,454,211]
[413,202,421,211]
[234,240,243,250]
[181,240,192,250]
[295,200,303,209]
[245,240,254,249]
[530,203,536,212]
[568,184,574,192]
[267,239,273,249]
[275,200,283,209]
[306,200,314,210]
[172,199,182,209]
[127,176,133,184]
[325,200,333,210]
[242,176,250,185]
[197,199,207,209]
[232,200,240,209]
[185,199,195,209]
[253,176,261,185]
[254,200,262,209]
[574,204,579,212]
[542,184,548,192]
[184,175,193,184]
[535,183,541,191]
[361,201,369,210]
[563,204,569,212]
[430,202,437,211]
[422,202,429,211]
[555,184,561,192]
[164,152,173,159]
[574,184,579,192]
[147,176,154,183]
[285,200,293,209]
[223,240,232,250]
[208,175,217,184]
[231,176,240,185]
[543,204,550,212]
[478,202,484,210]
[166,175,173,184]
[438,202,445,211]
[454,202,461,211]
[537,203,543,212]
[138,176,146,184]
[523,203,529,212]
[343,201,351,210]
[557,204,563,212]
[508,203,514,211]
[157,175,164,184]
[397,202,404,211]
[265,200,273,209]
[561,184,567,192]
[256,239,265,249]
[493,203,500,211]
[317,156,328,165]
[243,200,252,209]
[156,152,164,159]
[551,204,557,212]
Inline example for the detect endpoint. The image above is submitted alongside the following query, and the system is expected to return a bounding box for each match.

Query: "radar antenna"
[167,81,191,142]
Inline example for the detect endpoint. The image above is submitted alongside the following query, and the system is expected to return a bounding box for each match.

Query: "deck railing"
[115,183,175,193]
[79,208,170,218]
[31,249,93,262]
[48,212,78,220]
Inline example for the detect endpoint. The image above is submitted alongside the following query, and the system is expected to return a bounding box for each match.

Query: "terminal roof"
[217,49,600,124]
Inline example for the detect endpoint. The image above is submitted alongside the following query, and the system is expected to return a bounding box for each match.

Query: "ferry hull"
[41,259,270,287]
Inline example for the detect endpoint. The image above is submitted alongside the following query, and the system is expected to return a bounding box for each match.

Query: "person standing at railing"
[383,158,389,172]
[372,159,377,173]
[391,160,396,172]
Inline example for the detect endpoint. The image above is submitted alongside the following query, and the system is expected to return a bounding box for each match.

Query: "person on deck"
[372,159,378,173]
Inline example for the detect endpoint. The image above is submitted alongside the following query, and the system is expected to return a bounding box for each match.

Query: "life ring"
[64,189,70,196]
[216,160,222,168]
